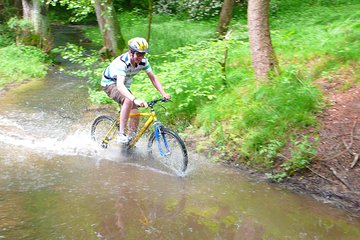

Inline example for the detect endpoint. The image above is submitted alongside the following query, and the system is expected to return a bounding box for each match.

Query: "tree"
[217,0,235,37]
[15,0,23,16]
[247,0,278,81]
[21,0,52,51]
[147,0,153,44]
[1,0,23,21]
[94,0,125,59]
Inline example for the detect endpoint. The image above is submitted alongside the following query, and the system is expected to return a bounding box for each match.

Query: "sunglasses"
[135,52,146,57]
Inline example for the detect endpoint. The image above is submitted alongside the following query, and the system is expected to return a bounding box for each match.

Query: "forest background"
[0,0,359,207]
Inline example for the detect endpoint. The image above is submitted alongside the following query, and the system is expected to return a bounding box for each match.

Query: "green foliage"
[0,45,49,87]
[0,24,15,47]
[47,0,94,23]
[59,39,228,119]
[266,136,318,182]
[133,40,227,120]
[193,0,358,174]
[7,17,35,45]
[6,17,44,47]
[196,69,321,167]
[271,1,360,78]
[198,70,319,138]
[53,43,108,90]
[148,19,217,55]
[83,13,217,55]
[0,1,19,23]
[88,89,114,104]
[153,0,179,16]
[284,136,317,173]
[258,140,284,168]
[154,0,223,20]
[7,17,33,33]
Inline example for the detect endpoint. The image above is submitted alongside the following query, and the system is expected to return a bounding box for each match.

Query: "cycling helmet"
[128,37,149,53]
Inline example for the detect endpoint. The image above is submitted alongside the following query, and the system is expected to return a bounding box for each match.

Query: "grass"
[84,12,217,55]
[271,2,360,70]
[0,45,49,88]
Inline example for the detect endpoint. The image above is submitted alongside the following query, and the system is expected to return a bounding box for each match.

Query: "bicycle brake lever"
[162,98,171,102]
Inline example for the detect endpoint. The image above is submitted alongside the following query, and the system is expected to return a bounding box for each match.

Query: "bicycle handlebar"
[147,98,171,108]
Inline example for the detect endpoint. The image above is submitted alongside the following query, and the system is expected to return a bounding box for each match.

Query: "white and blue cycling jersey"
[101,52,152,88]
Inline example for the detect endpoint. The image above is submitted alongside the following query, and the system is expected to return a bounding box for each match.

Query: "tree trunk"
[0,1,5,22]
[14,0,23,16]
[94,0,125,59]
[247,0,278,81]
[217,0,235,37]
[21,0,52,51]
[147,0,153,44]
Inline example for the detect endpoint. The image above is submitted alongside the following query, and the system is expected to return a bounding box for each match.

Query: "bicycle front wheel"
[91,115,117,149]
[148,128,188,174]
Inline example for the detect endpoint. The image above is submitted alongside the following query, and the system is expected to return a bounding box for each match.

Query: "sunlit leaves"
[55,43,108,90]
[47,0,95,22]
[0,45,48,84]
[154,0,223,20]
[132,39,230,119]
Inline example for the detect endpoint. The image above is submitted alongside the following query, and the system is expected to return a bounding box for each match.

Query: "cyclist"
[101,37,171,143]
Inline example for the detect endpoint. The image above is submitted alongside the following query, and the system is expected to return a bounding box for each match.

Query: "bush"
[0,45,49,87]
[154,0,223,20]
[0,24,15,47]
[196,70,321,167]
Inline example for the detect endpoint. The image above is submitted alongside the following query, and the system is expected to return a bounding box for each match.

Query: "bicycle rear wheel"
[91,115,117,148]
[148,128,188,174]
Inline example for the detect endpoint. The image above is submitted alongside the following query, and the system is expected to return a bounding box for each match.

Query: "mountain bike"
[90,99,188,174]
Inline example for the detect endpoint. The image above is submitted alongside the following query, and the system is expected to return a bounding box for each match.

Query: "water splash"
[0,119,192,177]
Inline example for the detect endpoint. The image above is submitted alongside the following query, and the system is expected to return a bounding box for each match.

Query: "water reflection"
[98,178,187,239]
[0,140,360,239]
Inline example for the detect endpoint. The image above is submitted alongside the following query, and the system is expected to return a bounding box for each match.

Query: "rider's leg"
[129,108,140,136]
[103,84,140,141]
[119,98,133,134]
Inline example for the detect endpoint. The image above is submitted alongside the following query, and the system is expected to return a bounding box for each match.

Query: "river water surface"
[0,27,359,239]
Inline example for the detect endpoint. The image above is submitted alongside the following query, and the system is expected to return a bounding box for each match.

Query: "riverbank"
[284,73,360,214]
[0,45,49,90]
[198,72,360,216]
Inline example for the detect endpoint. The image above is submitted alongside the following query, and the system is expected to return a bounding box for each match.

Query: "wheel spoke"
[91,116,116,148]
[148,128,188,174]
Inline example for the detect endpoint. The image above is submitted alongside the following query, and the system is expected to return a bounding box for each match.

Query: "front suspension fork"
[154,122,170,157]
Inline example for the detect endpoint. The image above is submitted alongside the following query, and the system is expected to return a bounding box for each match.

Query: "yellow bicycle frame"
[101,112,157,148]
[126,112,157,148]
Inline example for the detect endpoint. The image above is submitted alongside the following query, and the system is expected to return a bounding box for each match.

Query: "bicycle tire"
[148,128,188,174]
[91,115,116,148]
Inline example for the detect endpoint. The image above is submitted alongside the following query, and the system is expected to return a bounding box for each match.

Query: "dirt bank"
[282,71,360,214]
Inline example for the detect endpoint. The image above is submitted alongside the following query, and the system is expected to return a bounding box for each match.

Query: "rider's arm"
[147,72,171,100]
[116,75,136,102]
[116,75,147,107]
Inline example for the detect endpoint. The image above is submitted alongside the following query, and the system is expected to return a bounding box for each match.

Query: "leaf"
[175,88,183,94]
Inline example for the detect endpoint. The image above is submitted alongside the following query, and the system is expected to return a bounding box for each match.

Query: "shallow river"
[0,27,359,240]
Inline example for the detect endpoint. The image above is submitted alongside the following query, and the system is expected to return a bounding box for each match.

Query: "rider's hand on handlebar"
[162,93,171,101]
[134,99,148,108]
